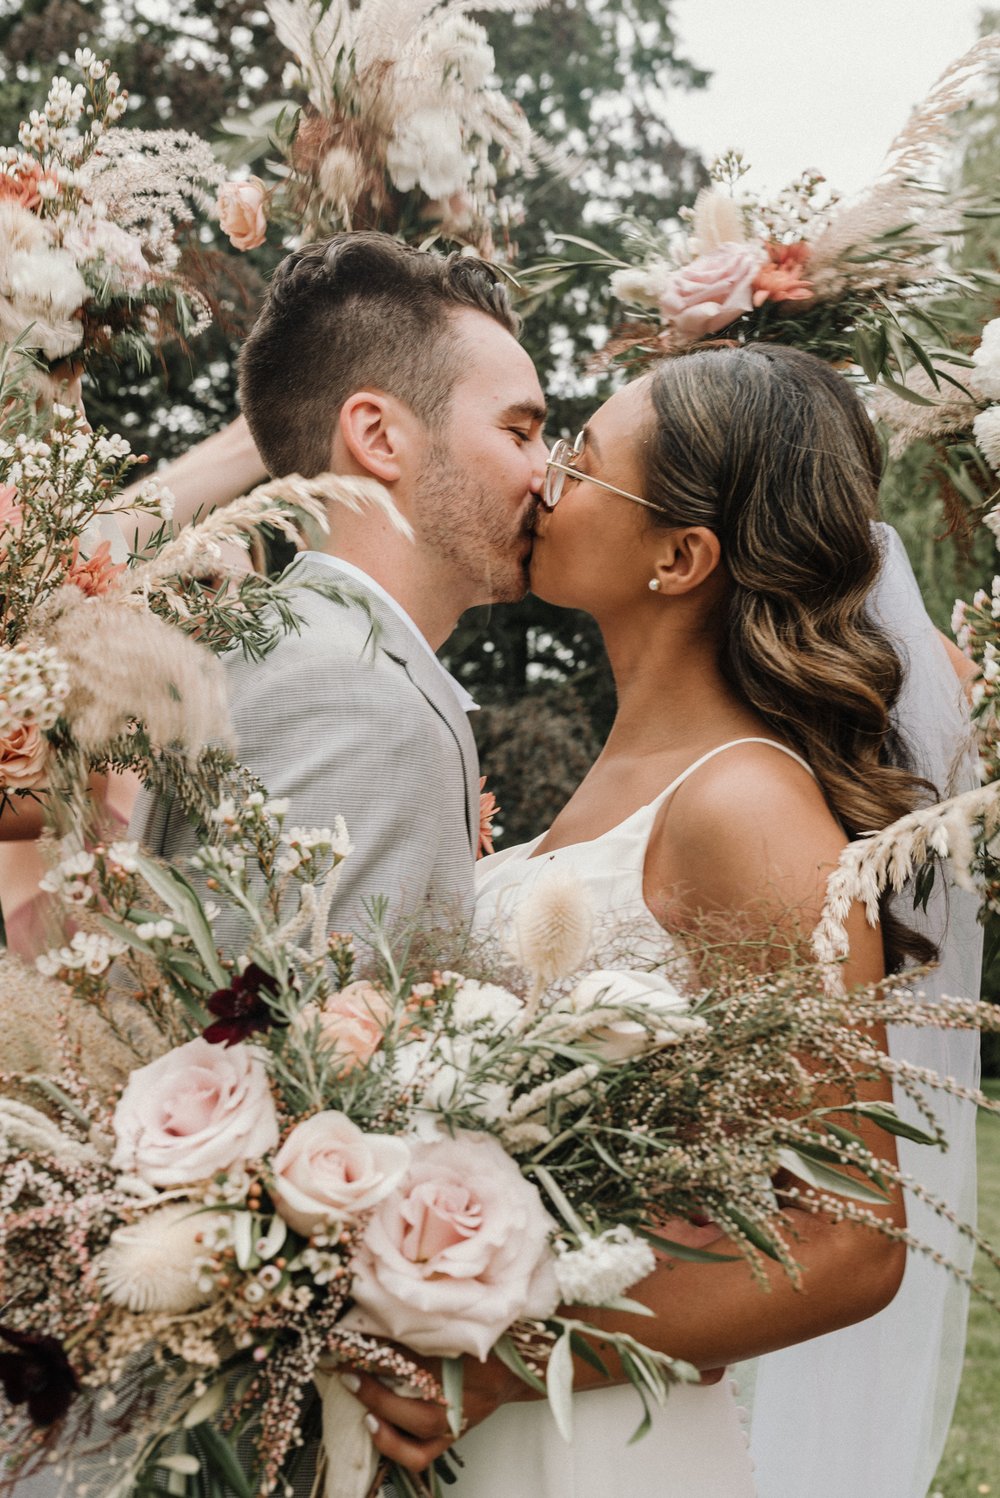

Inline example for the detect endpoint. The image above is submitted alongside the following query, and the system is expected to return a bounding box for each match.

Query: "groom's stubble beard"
[415,438,534,604]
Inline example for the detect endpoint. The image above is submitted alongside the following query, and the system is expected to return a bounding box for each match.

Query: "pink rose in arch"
[658,242,768,340]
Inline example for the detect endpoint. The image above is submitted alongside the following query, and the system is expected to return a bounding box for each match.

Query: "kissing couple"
[136,230,980,1498]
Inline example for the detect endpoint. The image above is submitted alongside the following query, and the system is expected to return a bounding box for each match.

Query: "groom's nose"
[527,432,548,496]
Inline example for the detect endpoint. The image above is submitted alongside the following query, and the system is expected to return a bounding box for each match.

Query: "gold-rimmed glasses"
[542,433,662,512]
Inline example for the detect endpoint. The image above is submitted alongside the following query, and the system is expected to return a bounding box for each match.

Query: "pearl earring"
[648,578,661,592]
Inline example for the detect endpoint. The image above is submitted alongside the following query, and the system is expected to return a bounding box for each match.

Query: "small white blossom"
[554,1226,656,1305]
[973,406,1000,474]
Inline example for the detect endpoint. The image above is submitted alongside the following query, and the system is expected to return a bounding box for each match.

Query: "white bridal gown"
[451,738,815,1498]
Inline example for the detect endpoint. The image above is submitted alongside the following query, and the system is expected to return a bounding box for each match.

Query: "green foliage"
[931,1081,1000,1493]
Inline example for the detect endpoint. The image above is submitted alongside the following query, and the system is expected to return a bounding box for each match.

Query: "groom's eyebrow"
[499,400,547,428]
[581,425,600,457]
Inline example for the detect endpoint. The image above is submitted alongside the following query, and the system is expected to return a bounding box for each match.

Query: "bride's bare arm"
[117,414,267,550]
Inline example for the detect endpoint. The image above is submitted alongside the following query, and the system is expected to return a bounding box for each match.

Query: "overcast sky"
[665,0,989,197]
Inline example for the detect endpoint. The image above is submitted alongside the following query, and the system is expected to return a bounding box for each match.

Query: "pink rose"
[315,981,393,1075]
[658,242,768,339]
[111,1037,279,1187]
[0,720,48,790]
[217,177,268,252]
[271,1110,410,1238]
[343,1131,559,1360]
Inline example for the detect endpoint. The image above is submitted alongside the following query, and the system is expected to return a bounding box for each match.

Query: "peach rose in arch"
[752,242,814,309]
[0,720,49,790]
[217,177,268,252]
[65,537,125,597]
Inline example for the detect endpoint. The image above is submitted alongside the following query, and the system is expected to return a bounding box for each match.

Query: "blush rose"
[271,1110,410,1238]
[111,1037,279,1187]
[0,720,49,790]
[569,969,706,1061]
[315,981,393,1075]
[217,177,268,252]
[343,1131,559,1360]
[658,242,768,339]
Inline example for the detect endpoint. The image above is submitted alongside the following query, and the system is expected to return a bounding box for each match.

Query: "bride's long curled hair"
[642,342,933,969]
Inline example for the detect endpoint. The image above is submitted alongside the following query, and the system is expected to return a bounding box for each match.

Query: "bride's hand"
[344,1354,529,1473]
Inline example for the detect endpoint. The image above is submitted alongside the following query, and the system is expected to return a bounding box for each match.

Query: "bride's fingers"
[343,1371,450,1441]
[363,1412,453,1473]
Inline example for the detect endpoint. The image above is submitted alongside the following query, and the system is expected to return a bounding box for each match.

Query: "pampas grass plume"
[512,869,594,984]
[42,591,233,758]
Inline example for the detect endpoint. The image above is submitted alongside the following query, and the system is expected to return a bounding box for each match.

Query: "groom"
[136,232,547,939]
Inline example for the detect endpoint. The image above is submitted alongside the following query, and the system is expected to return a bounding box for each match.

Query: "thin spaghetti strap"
[650,736,815,809]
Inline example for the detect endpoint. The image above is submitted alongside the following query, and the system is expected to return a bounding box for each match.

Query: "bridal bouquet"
[0,48,226,378]
[545,37,1000,393]
[215,0,546,257]
[2,781,997,1498]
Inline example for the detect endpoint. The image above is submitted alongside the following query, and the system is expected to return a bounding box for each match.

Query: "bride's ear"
[650,526,722,596]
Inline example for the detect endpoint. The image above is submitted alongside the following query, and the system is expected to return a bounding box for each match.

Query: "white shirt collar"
[300,552,479,714]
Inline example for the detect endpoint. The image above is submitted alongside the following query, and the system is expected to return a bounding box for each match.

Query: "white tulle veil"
[742,523,982,1498]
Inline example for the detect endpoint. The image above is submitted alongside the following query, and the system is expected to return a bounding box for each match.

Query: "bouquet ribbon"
[311,1367,381,1498]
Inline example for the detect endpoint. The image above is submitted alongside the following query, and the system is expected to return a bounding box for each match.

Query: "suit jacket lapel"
[290,558,481,852]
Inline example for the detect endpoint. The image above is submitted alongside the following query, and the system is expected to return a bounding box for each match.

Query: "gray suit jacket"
[132,558,480,950]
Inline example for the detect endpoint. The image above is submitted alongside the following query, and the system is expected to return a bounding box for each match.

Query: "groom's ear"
[336,391,415,483]
[652,526,722,596]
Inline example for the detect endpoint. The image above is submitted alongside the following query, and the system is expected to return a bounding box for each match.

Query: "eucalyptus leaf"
[441,1356,464,1440]
[493,1334,546,1395]
[189,1422,254,1498]
[775,1147,890,1204]
[156,1453,201,1475]
[545,1332,576,1443]
[136,854,227,987]
[636,1226,740,1263]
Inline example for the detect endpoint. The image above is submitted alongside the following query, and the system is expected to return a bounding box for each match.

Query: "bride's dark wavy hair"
[641,342,934,970]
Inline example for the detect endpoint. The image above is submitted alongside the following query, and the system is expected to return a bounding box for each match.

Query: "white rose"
[111,1038,279,1187]
[451,980,523,1031]
[387,109,469,200]
[569,969,706,1061]
[271,1111,410,1238]
[342,1131,559,1360]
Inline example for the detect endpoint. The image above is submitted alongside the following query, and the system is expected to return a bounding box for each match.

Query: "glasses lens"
[544,440,569,509]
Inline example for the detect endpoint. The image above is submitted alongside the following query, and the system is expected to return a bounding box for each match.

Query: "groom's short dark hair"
[239,232,520,478]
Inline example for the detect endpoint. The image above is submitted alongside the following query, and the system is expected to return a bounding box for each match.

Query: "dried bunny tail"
[511,869,595,988]
[870,363,982,456]
[878,34,1000,185]
[122,472,409,592]
[40,591,233,760]
[813,780,1000,982]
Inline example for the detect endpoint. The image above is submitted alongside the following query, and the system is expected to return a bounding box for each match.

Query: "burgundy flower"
[0,1325,79,1426]
[203,962,284,1046]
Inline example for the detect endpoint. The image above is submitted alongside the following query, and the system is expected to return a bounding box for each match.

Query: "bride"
[349,342,975,1495]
